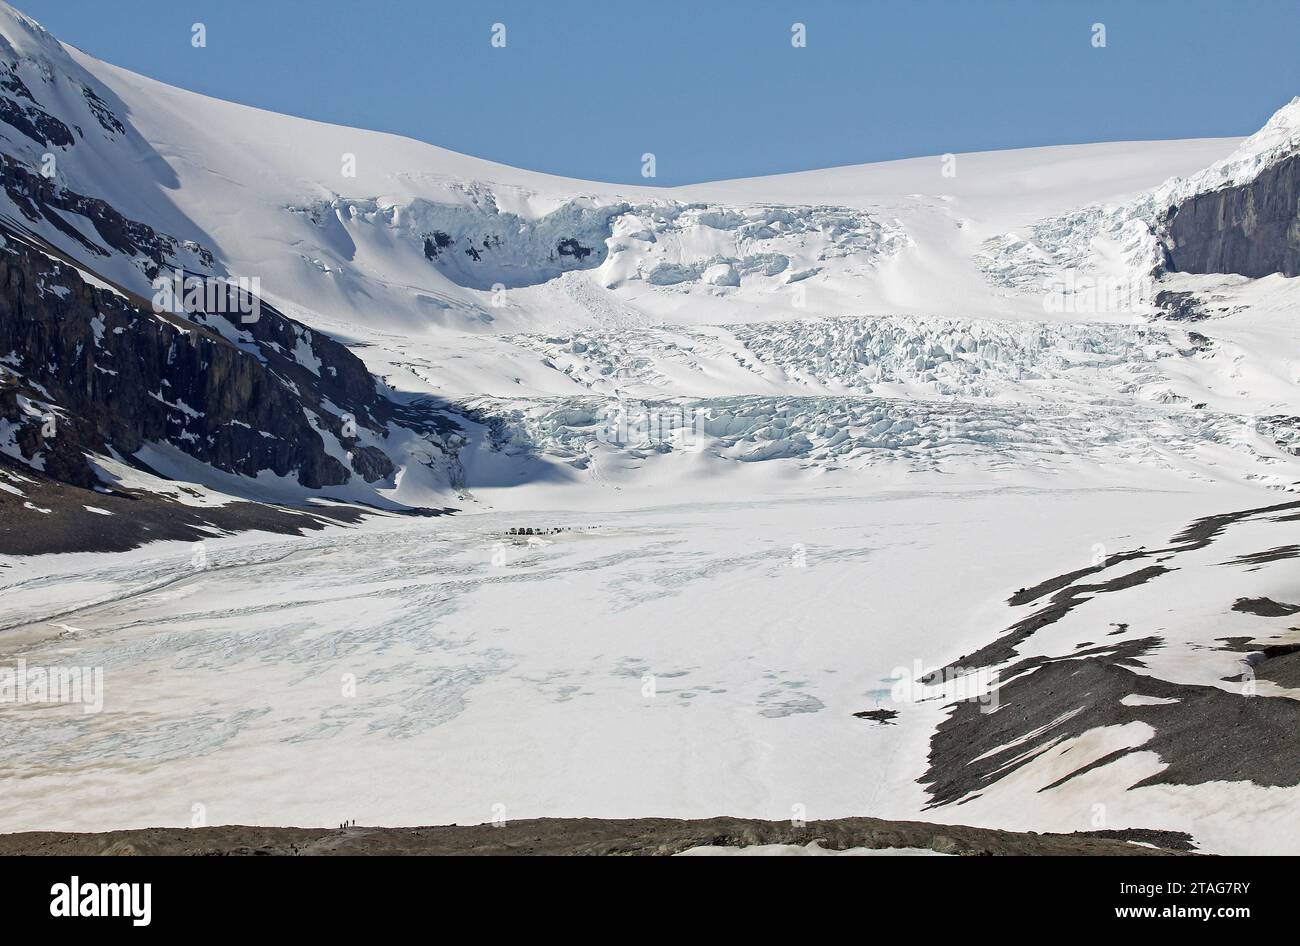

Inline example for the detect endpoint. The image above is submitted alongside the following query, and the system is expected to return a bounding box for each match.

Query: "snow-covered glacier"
[2,0,1300,856]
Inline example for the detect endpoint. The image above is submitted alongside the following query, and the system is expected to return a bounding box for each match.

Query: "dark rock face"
[555,237,593,261]
[0,222,405,492]
[0,88,73,149]
[0,62,75,149]
[422,231,453,259]
[1,154,211,277]
[80,84,125,136]
[1152,289,1207,321]
[1162,152,1300,278]
[348,445,395,483]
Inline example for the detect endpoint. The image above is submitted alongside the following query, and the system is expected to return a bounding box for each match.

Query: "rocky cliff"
[1162,151,1300,278]
[0,218,427,497]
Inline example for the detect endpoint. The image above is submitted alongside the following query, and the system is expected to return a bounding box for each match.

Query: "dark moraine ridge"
[0,457,450,557]
[924,638,1300,808]
[920,499,1300,809]
[0,816,1196,856]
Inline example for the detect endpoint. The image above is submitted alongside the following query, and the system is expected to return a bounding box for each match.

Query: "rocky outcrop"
[920,500,1300,809]
[1161,151,1300,278]
[0,221,410,492]
[0,61,75,148]
[1,154,213,277]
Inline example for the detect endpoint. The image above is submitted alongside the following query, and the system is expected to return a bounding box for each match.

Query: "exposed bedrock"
[0,224,410,491]
[0,155,209,276]
[1162,151,1300,278]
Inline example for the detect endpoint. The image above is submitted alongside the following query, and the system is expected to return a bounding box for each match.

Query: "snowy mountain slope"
[53,21,1235,340]
[0,7,215,282]
[4,0,1291,514]
[48,13,1300,513]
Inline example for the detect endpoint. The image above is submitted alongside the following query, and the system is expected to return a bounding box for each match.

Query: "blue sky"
[16,0,1300,185]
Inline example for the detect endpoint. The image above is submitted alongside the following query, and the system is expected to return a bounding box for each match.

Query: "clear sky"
[15,0,1300,186]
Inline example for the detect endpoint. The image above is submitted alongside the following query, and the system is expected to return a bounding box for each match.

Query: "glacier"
[1,0,1299,856]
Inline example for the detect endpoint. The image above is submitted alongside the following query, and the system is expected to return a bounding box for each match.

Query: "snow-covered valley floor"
[4,474,1294,854]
